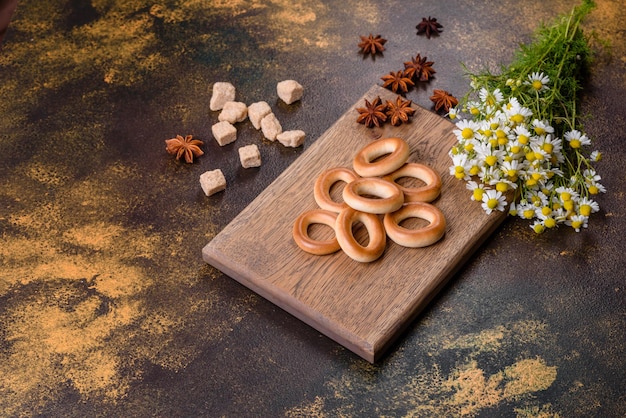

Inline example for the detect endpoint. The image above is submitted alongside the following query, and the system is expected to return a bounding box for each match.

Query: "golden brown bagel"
[313,167,359,212]
[353,137,410,177]
[342,177,404,214]
[335,207,386,262]
[383,202,446,248]
[382,163,442,203]
[293,209,341,255]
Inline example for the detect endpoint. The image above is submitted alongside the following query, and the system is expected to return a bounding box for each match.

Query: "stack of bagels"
[293,137,446,263]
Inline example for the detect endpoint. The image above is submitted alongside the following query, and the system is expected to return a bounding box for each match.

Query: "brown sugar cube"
[276,80,303,105]
[238,144,262,168]
[260,113,282,141]
[211,120,237,146]
[218,101,248,124]
[276,130,305,147]
[248,101,272,130]
[200,169,226,196]
[209,82,236,111]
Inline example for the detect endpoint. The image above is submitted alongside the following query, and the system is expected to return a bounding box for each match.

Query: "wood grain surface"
[202,85,508,362]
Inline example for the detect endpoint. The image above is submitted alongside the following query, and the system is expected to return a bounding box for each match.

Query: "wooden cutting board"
[202,85,508,362]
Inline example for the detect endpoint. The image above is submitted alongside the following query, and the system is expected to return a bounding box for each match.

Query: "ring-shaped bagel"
[293,209,341,255]
[353,137,410,177]
[342,177,404,214]
[313,167,359,212]
[382,163,442,203]
[335,207,386,262]
[383,202,446,248]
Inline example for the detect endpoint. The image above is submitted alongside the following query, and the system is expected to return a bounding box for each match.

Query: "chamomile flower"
[555,186,579,202]
[447,106,459,120]
[577,196,600,216]
[450,153,470,180]
[466,180,486,201]
[479,87,505,107]
[590,150,602,162]
[448,11,605,234]
[530,220,546,234]
[481,189,507,214]
[531,119,555,136]
[454,119,481,141]
[525,71,551,92]
[505,102,533,125]
[564,130,591,149]
[566,214,588,232]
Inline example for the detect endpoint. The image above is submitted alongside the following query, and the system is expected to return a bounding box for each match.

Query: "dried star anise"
[386,96,416,126]
[430,89,459,113]
[381,70,414,94]
[358,33,387,55]
[165,134,204,163]
[356,96,388,128]
[403,54,436,82]
[416,16,443,39]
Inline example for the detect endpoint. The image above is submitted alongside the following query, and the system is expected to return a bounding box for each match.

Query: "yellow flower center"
[542,143,553,153]
[473,188,484,201]
[532,80,543,90]
[560,192,571,201]
[523,209,535,219]
[469,165,480,176]
[571,220,583,229]
[534,126,546,135]
[470,107,480,115]
[564,200,575,211]
[580,204,592,216]
[461,128,474,139]
[534,152,544,161]
[527,178,538,187]
[544,217,556,228]
[496,182,509,192]
[533,223,545,234]
[541,206,552,216]
[485,155,498,166]
[510,114,524,124]
[483,129,492,137]
[455,166,465,174]
[510,145,521,154]
[569,139,581,149]
[589,185,599,195]
[464,142,474,152]
[518,135,529,145]
[487,198,498,209]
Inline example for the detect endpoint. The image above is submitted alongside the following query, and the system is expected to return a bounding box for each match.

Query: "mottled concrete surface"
[1,0,624,416]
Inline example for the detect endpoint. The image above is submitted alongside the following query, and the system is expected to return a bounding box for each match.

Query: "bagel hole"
[371,152,392,163]
[307,223,336,241]
[395,176,426,188]
[329,181,348,203]
[351,221,370,246]
[399,217,430,230]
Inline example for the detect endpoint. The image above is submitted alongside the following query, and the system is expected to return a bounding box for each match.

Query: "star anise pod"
[165,134,204,163]
[403,53,436,82]
[416,16,443,39]
[356,96,388,128]
[385,96,416,126]
[381,70,414,94]
[358,33,387,55]
[429,89,459,113]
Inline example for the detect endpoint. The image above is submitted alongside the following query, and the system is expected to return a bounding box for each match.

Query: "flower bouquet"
[448,0,604,233]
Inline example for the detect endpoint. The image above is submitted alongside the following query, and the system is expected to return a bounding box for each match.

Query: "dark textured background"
[1,1,624,416]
